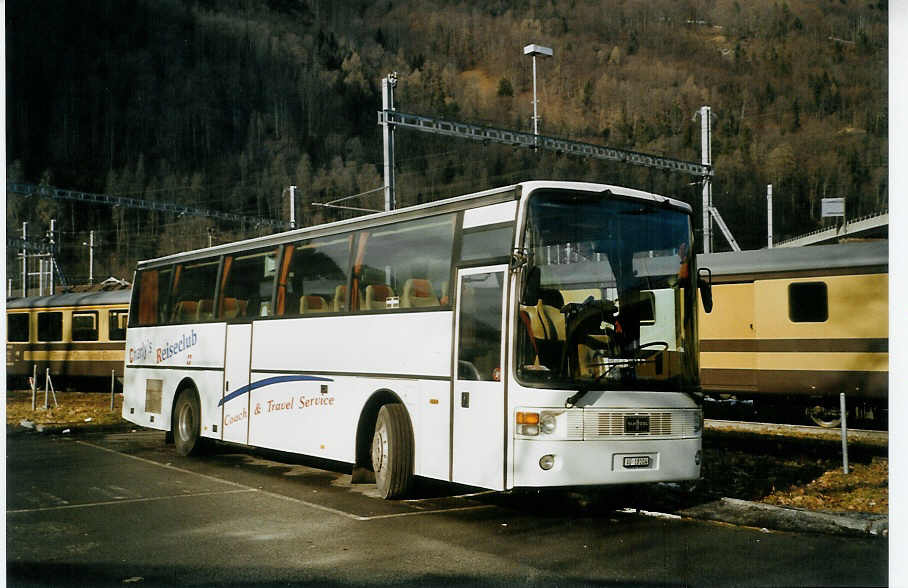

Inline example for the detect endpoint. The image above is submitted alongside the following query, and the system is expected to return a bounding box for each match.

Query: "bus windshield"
[517,189,699,393]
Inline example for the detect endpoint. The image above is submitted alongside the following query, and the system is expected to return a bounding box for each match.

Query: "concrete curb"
[679,497,888,538]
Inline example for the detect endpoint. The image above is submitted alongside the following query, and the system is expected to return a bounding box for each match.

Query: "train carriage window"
[109,310,128,341]
[789,282,828,322]
[72,311,99,341]
[37,312,63,342]
[8,314,29,342]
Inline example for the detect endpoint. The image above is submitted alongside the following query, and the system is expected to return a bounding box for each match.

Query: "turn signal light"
[516,412,540,425]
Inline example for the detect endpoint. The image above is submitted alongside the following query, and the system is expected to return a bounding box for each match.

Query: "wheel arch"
[169,377,201,429]
[352,388,413,483]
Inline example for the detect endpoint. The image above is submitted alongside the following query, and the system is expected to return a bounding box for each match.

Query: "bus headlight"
[540,412,557,435]
[539,454,556,470]
[517,411,561,436]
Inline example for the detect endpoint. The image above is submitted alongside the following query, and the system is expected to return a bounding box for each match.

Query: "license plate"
[623,456,651,468]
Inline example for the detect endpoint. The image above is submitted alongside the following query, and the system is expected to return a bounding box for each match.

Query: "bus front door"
[452,265,507,490]
[221,323,252,444]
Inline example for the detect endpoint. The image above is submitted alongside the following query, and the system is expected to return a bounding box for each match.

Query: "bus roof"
[7,289,132,309]
[136,181,692,269]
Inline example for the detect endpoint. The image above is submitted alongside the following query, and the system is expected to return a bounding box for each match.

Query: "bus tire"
[173,388,202,456]
[371,404,413,499]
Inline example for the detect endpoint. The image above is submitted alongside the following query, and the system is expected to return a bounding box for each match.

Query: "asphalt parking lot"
[7,429,888,586]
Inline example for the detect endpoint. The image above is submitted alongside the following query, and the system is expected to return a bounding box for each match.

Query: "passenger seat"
[300,295,328,314]
[401,279,439,308]
[364,284,396,310]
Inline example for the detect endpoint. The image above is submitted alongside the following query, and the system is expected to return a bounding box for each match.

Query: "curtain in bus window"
[219,248,279,319]
[355,214,456,311]
[286,235,352,315]
[170,260,219,323]
[137,269,163,326]
[275,245,295,316]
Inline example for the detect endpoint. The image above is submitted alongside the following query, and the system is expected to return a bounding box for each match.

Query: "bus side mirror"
[698,267,713,313]
[521,265,541,306]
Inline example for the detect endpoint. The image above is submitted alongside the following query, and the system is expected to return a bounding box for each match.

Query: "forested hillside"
[6,0,888,284]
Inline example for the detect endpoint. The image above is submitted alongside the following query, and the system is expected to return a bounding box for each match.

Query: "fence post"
[31,365,37,411]
[840,392,849,475]
[44,368,49,409]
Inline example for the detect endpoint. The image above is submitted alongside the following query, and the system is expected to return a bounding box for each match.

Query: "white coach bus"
[123,181,710,498]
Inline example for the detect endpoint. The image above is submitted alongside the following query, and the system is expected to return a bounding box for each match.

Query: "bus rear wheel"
[173,389,202,456]
[371,404,413,499]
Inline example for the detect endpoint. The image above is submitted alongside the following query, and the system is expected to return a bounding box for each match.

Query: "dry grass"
[6,389,126,429]
[762,457,888,515]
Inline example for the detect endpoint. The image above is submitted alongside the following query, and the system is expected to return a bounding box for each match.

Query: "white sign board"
[821,198,845,218]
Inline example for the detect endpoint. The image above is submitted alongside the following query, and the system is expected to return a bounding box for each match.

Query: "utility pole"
[289,185,297,229]
[84,230,95,285]
[48,219,56,295]
[21,222,27,297]
[698,106,713,254]
[381,72,398,211]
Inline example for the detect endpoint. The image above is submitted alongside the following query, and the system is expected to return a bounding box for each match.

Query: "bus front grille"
[580,409,699,440]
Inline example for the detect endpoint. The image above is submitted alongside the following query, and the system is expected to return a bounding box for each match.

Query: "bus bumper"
[512,437,701,488]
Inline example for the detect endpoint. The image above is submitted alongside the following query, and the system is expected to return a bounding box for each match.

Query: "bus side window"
[219,248,280,319]
[136,268,173,326]
[355,214,455,311]
[171,260,219,323]
[284,235,353,316]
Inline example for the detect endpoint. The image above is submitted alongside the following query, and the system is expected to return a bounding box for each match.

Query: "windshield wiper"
[564,342,670,408]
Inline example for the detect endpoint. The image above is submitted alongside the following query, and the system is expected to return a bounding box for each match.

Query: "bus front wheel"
[173,389,202,456]
[371,404,413,499]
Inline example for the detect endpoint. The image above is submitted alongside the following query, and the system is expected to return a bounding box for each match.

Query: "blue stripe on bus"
[218,375,334,406]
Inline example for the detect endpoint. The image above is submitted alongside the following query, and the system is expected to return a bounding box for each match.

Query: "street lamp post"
[523,44,553,140]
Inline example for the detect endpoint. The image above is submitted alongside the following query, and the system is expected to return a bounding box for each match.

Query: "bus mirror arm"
[698,268,713,313]
[509,249,529,272]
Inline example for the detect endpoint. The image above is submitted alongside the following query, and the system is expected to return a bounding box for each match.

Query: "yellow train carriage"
[6,290,131,388]
[696,241,887,425]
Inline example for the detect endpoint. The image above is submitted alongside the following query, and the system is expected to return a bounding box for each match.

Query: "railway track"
[705,419,888,447]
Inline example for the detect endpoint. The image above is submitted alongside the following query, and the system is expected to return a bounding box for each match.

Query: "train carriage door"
[699,281,756,393]
[452,265,508,490]
[222,324,252,444]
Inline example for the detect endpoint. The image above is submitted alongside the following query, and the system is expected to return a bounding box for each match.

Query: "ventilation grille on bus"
[574,409,699,440]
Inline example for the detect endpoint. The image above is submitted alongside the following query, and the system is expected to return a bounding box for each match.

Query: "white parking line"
[72,439,494,521]
[7,488,256,514]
